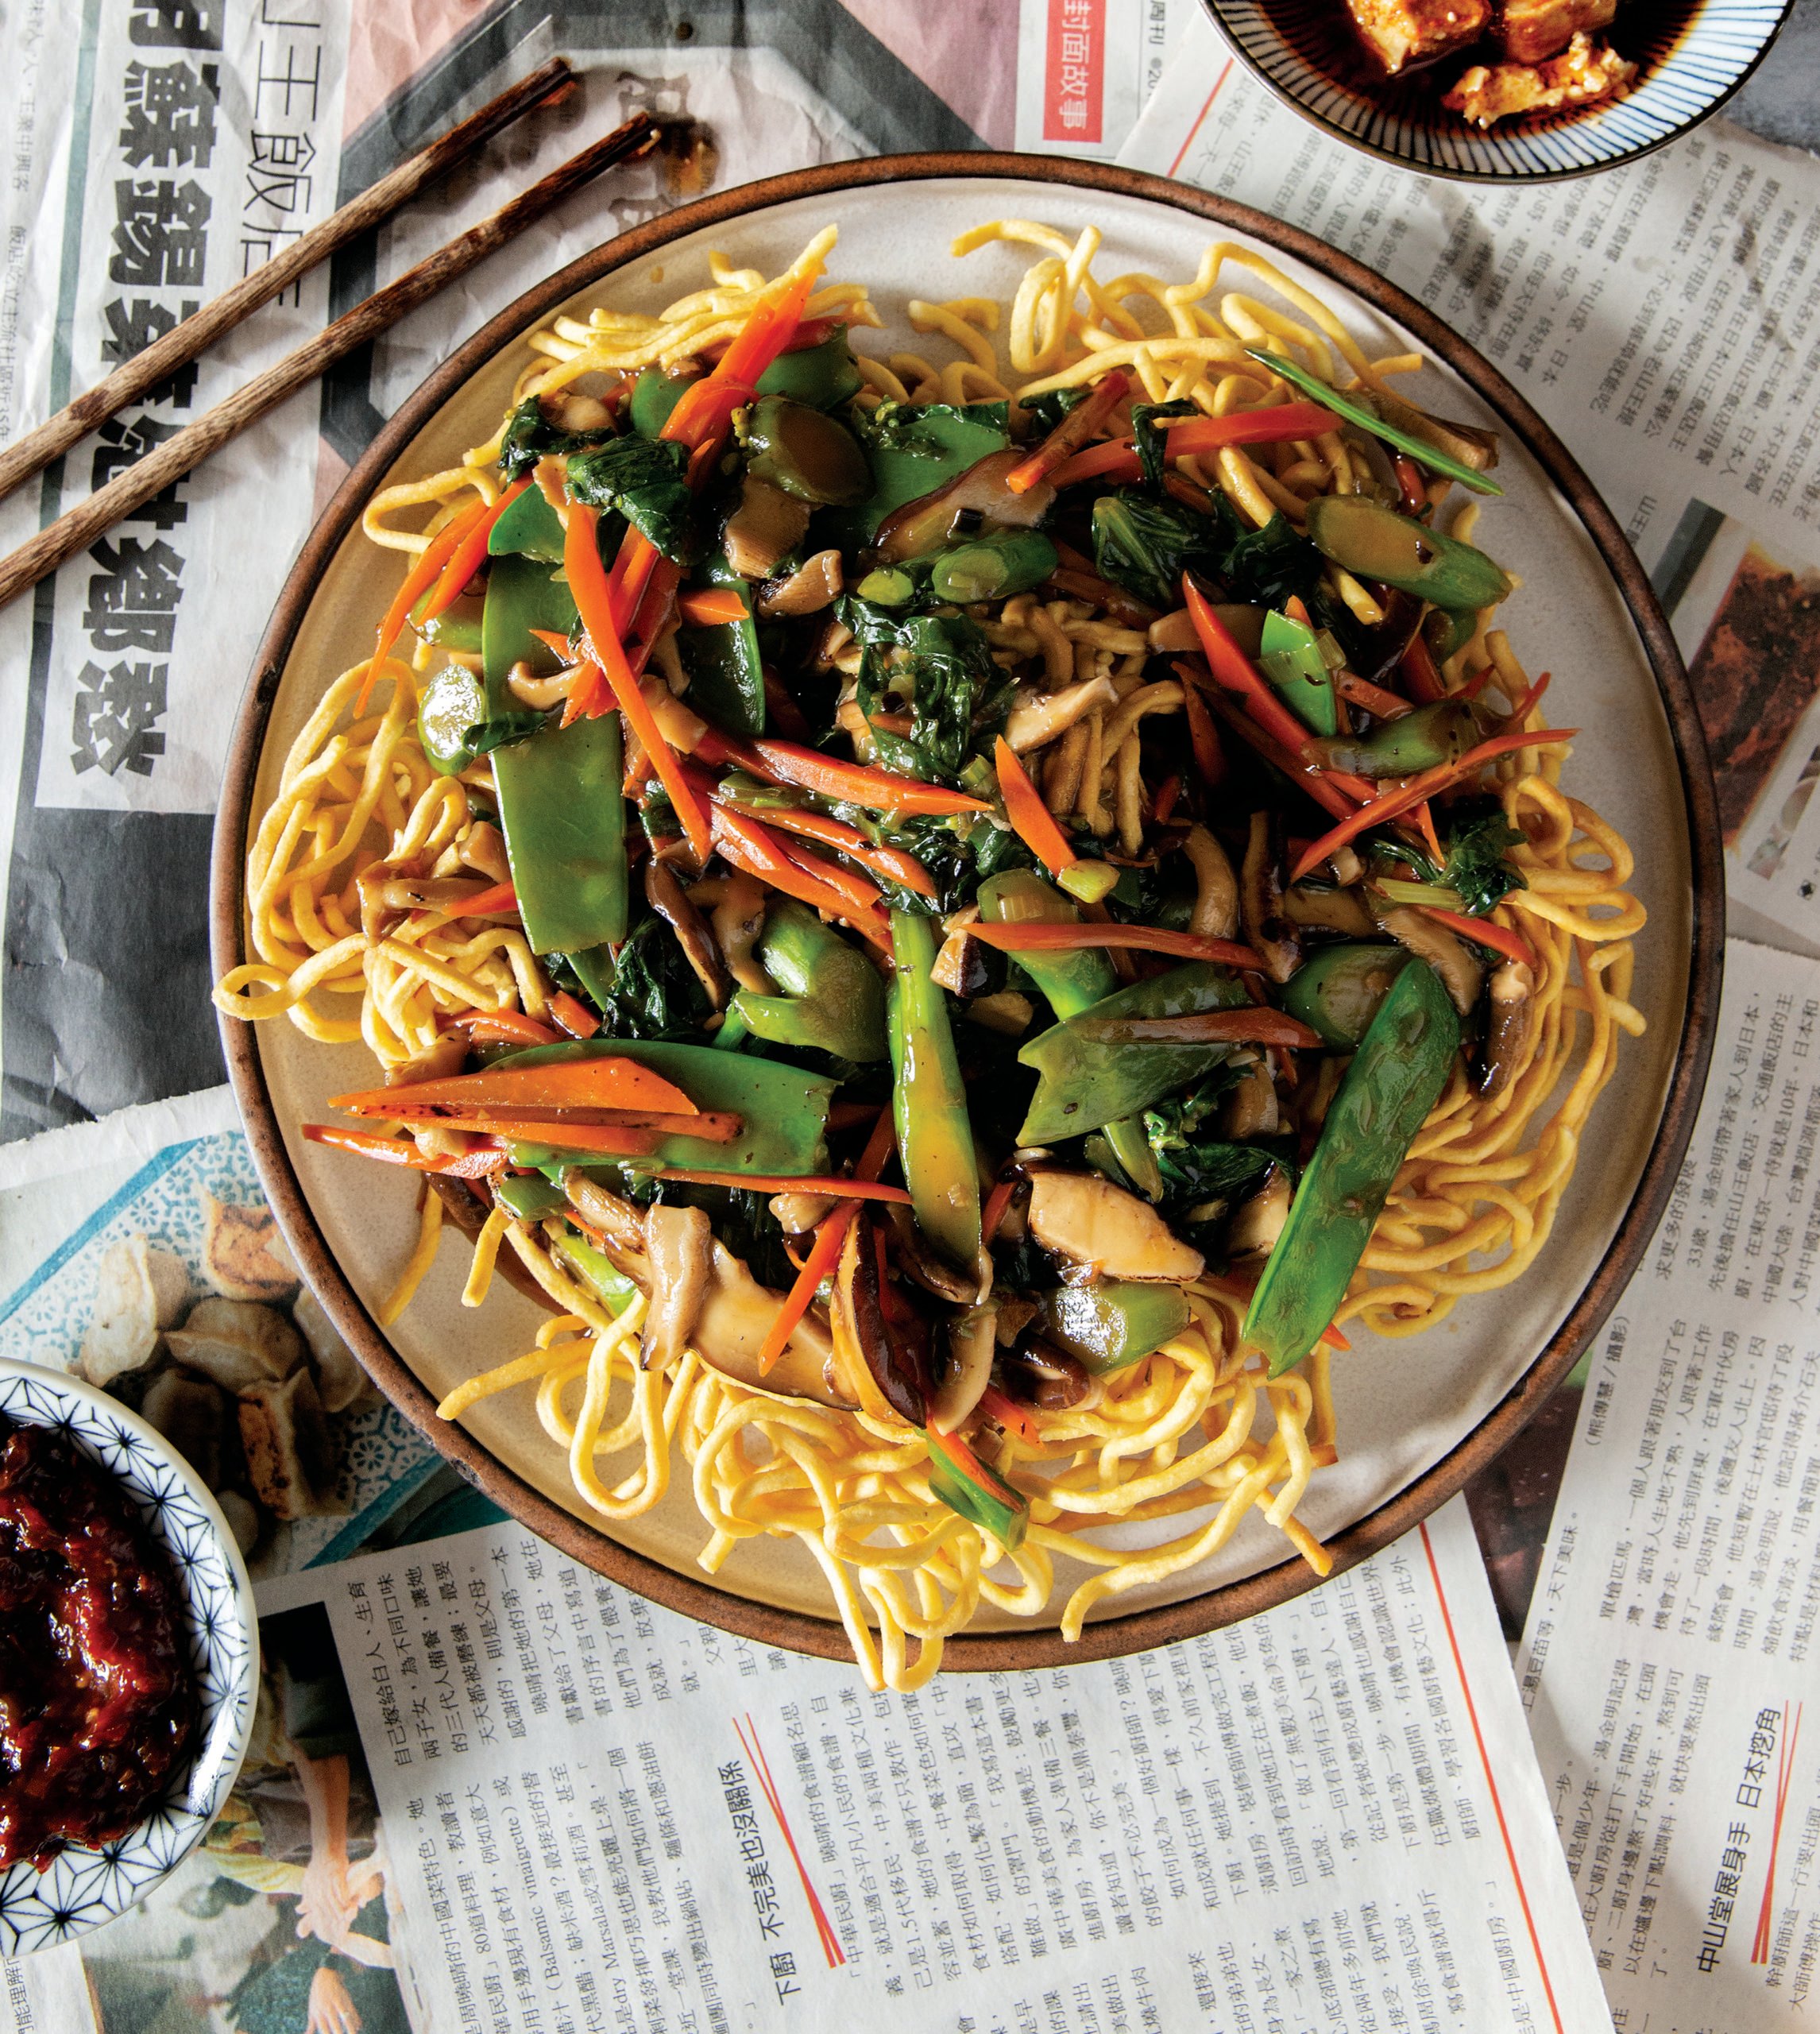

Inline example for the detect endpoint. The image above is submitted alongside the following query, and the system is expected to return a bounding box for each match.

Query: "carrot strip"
[758,1207,855,1377]
[969,922,1265,970]
[458,1118,663,1156]
[776,834,883,917]
[994,736,1077,877]
[331,1056,697,1119]
[678,586,751,627]
[1044,438,1144,489]
[1505,669,1551,725]
[1183,576,1321,759]
[979,1385,1042,1447]
[710,806,892,948]
[1416,906,1536,971]
[1398,633,1447,704]
[651,1170,911,1202]
[1290,725,1579,881]
[548,991,601,1040]
[1413,799,1446,870]
[419,477,532,623]
[455,880,518,918]
[1185,670,1356,823]
[746,738,989,816]
[1320,1322,1351,1352]
[1045,401,1341,488]
[564,501,713,862]
[755,1085,902,1370]
[720,799,935,897]
[1180,675,1225,790]
[1005,368,1129,494]
[361,496,489,713]
[1335,672,1413,720]
[302,1123,508,1177]
[980,1176,1018,1247]
[1152,774,1182,826]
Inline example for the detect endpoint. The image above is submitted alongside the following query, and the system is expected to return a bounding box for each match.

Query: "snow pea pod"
[1244,958,1460,1378]
[755,327,864,410]
[486,485,567,563]
[889,909,982,1269]
[1258,606,1336,737]
[1305,496,1512,612]
[978,872,1160,1195]
[732,899,887,1061]
[1280,942,1410,1048]
[481,552,628,957]
[1017,962,1252,1146]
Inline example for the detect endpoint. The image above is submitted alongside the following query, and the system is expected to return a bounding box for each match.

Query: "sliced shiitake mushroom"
[1378,906,1484,1016]
[929,1302,998,1433]
[640,1204,715,1371]
[1026,1171,1204,1284]
[645,857,732,1009]
[831,1210,937,1427]
[724,474,811,580]
[873,450,1055,565]
[1241,808,1301,984]
[1479,959,1535,1097]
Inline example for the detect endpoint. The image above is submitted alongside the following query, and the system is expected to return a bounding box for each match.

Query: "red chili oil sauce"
[0,1414,199,1868]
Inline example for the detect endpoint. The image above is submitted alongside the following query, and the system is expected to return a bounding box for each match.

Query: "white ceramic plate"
[215,157,1719,1668]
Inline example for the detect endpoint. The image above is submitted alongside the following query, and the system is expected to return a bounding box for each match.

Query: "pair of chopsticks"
[0,57,660,612]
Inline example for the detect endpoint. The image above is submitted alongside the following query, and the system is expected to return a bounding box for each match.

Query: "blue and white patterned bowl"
[1199,0,1795,180]
[0,1360,257,1956]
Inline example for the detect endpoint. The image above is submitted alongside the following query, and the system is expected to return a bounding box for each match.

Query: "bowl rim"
[212,150,1724,1672]
[1196,0,1800,185]
[0,1355,258,1945]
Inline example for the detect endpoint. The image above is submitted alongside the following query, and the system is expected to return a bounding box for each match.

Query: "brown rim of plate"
[211,152,1724,1672]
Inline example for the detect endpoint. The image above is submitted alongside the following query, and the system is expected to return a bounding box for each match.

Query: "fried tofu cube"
[1345,0,1493,75]
[1444,32,1636,123]
[1497,0,1617,64]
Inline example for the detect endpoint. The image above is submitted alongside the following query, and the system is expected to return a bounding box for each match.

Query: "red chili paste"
[0,1414,199,1868]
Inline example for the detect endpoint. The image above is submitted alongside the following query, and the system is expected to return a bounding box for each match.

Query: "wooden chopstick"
[0,111,659,616]
[0,56,578,506]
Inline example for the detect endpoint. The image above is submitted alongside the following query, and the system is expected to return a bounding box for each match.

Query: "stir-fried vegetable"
[1244,958,1462,1376]
[311,248,1613,1502]
[888,911,983,1270]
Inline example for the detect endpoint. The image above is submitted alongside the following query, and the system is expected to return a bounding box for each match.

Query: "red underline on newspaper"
[1417,1521,1567,2034]
[1167,59,1235,180]
[1752,1700,1803,1962]
[733,1712,846,1967]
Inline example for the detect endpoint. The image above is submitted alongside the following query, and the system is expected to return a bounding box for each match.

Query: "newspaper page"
[1012,0,1200,157]
[0,1084,498,2032]
[0,1,994,1146]
[214,1495,1601,2034]
[1513,937,1820,2028]
[1119,15,1820,952]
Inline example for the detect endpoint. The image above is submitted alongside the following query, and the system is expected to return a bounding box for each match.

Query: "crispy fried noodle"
[218,220,1644,1692]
